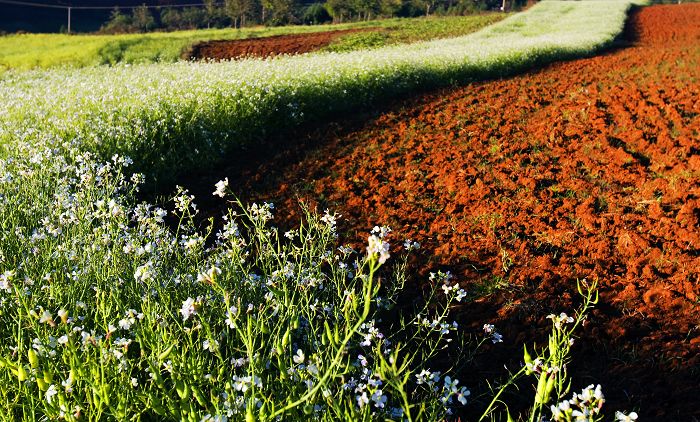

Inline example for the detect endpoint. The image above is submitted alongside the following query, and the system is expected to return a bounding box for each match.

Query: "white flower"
[615,411,638,422]
[180,297,199,321]
[371,226,391,239]
[366,235,390,264]
[357,354,368,367]
[293,349,305,364]
[415,369,431,385]
[45,384,58,404]
[356,392,369,408]
[0,270,14,293]
[39,309,53,325]
[444,376,459,393]
[197,266,221,284]
[320,209,340,229]
[61,373,74,393]
[134,261,155,283]
[547,312,575,329]
[403,239,420,251]
[203,339,219,353]
[224,306,238,329]
[213,178,229,198]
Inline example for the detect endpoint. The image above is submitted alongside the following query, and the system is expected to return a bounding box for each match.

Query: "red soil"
[194,4,700,419]
[185,28,372,60]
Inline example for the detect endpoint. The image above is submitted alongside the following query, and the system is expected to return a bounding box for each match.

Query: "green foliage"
[225,0,256,27]
[160,8,211,31]
[480,280,603,421]
[0,150,472,420]
[266,0,298,25]
[325,14,504,51]
[100,7,134,35]
[302,3,333,25]
[132,5,157,33]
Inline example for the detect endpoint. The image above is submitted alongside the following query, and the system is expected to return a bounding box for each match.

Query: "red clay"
[198,4,700,419]
[185,28,372,60]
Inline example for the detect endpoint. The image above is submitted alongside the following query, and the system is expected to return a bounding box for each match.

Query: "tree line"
[99,0,516,33]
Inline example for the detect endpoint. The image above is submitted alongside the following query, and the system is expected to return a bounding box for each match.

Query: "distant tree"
[352,0,378,20]
[225,0,255,27]
[324,0,354,23]
[100,7,134,33]
[160,8,184,30]
[261,0,274,23]
[132,4,156,32]
[449,0,489,14]
[181,7,207,28]
[302,2,332,24]
[267,0,296,25]
[406,0,437,16]
[203,0,218,28]
[378,0,402,17]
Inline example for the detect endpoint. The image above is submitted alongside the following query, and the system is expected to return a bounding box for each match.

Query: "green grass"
[0,24,355,70]
[0,14,505,71]
[324,14,507,52]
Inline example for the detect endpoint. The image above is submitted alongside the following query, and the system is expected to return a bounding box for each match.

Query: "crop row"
[0,0,643,184]
[0,14,504,71]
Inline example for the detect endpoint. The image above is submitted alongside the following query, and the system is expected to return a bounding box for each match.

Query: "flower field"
[3,0,696,421]
[0,0,639,186]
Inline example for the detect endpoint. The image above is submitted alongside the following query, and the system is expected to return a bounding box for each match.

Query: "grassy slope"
[0,14,504,71]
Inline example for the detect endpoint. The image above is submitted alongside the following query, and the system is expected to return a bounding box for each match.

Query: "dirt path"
[189,5,699,419]
[185,28,372,60]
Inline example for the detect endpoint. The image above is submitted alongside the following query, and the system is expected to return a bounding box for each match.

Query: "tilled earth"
[185,28,372,60]
[190,5,700,419]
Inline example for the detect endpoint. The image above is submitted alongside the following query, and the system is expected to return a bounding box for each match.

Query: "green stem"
[270,260,377,419]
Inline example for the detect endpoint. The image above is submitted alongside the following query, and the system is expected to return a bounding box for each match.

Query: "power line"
[0,0,223,10]
[0,0,225,33]
[0,0,65,9]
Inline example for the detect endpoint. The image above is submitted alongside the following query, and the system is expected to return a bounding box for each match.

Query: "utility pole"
[67,6,71,33]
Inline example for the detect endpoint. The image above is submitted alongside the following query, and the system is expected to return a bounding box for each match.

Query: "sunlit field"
[0,1,665,420]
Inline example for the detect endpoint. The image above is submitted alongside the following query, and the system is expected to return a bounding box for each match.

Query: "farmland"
[224,4,700,419]
[0,14,505,71]
[1,0,697,421]
[0,1,636,184]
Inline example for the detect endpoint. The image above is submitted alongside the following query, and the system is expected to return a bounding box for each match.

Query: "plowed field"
[196,4,700,419]
[185,28,372,60]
